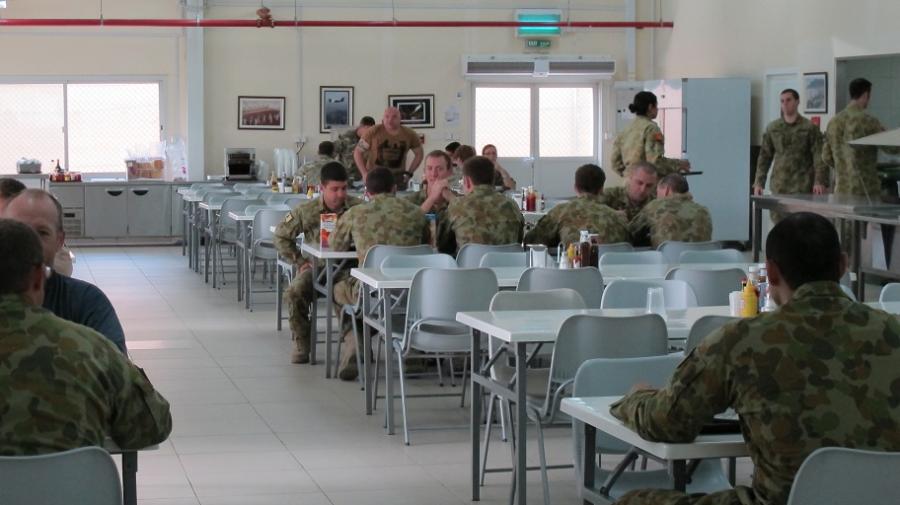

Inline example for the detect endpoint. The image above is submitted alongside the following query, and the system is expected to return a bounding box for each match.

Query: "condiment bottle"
[741,281,758,317]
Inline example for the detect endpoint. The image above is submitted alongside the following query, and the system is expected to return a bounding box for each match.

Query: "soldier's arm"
[273,210,303,264]
[754,130,775,188]
[627,208,651,246]
[330,211,354,252]
[821,124,836,170]
[353,138,372,179]
[643,125,682,176]
[408,146,425,174]
[523,207,561,247]
[107,350,173,449]
[610,328,731,443]
[610,138,626,177]
[811,127,829,188]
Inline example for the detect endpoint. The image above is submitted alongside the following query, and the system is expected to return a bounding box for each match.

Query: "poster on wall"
[237,96,285,130]
[320,86,354,133]
[388,94,435,129]
[803,72,828,114]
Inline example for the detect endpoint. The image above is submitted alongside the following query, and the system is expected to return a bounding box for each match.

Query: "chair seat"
[590,459,731,500]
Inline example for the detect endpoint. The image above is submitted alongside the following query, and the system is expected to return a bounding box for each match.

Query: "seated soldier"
[406,150,459,214]
[299,141,336,187]
[602,161,658,222]
[611,212,900,505]
[0,179,73,276]
[0,218,171,455]
[628,173,712,248]
[441,156,524,254]
[329,168,430,380]
[273,162,362,364]
[524,163,630,248]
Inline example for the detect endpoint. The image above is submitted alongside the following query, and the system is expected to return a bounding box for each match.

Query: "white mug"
[646,287,666,317]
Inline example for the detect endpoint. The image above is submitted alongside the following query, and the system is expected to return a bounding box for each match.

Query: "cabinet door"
[84,186,129,238]
[127,186,172,236]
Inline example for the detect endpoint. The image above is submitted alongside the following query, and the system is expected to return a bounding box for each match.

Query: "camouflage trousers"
[284,269,314,353]
[617,487,750,505]
[332,277,361,375]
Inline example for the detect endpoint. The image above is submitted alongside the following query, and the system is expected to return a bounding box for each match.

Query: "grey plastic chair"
[598,250,666,266]
[380,253,457,271]
[839,283,858,302]
[594,242,635,257]
[211,196,263,285]
[879,283,900,302]
[571,355,731,501]
[456,243,523,267]
[284,196,308,208]
[247,208,290,310]
[600,279,698,309]
[517,267,605,308]
[679,248,746,264]
[666,268,746,307]
[658,240,723,264]
[0,446,121,505]
[479,251,528,267]
[685,315,739,353]
[526,314,670,505]
[786,447,900,505]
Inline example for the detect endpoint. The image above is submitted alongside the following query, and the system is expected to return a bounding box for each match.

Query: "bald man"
[353,106,424,190]
[5,189,126,353]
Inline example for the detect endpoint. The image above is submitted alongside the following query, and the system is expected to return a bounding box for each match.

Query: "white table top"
[600,262,750,283]
[182,193,203,202]
[456,306,731,343]
[351,266,527,289]
[560,396,748,460]
[301,241,358,260]
[198,202,222,211]
[868,301,900,314]
[226,210,256,222]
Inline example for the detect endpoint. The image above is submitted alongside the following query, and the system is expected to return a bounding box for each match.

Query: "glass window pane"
[0,84,65,175]
[474,87,531,158]
[67,83,160,173]
[538,87,594,157]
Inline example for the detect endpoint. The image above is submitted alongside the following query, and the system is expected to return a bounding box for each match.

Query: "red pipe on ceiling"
[0,18,673,29]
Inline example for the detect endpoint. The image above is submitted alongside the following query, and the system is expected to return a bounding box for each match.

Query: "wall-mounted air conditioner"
[463,55,616,82]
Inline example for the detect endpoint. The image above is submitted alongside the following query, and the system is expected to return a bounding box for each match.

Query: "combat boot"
[291,333,310,364]
[336,330,358,381]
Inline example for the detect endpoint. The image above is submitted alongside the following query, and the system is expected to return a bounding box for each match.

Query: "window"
[0,81,161,175]
[538,87,594,157]
[474,87,531,158]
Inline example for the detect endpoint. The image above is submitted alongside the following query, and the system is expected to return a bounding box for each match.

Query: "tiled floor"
[71,246,754,505]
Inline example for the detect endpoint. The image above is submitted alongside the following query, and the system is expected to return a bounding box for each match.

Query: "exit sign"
[526,39,551,49]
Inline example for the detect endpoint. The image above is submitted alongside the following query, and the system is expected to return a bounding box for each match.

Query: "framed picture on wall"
[320,86,354,133]
[238,96,285,130]
[803,72,828,113]
[388,94,435,128]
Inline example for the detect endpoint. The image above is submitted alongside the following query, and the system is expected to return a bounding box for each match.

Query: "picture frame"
[803,72,828,114]
[320,86,354,134]
[237,96,285,130]
[388,94,435,129]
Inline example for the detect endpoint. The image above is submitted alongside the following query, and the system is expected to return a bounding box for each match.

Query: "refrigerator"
[614,78,752,242]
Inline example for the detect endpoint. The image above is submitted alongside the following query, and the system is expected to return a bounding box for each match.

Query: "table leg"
[853,220,864,301]
[384,287,395,435]
[204,211,211,284]
[363,286,373,414]
[672,460,687,492]
[122,451,137,505]
[212,211,219,289]
[583,424,596,505]
[245,223,252,310]
[752,200,762,263]
[325,259,335,378]
[470,329,483,502]
[276,258,283,331]
[193,203,201,273]
[236,231,243,302]
[514,342,527,505]
[182,199,188,257]
[310,260,320,367]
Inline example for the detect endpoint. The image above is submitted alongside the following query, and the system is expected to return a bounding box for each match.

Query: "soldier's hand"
[298,262,312,275]
[752,185,764,196]
[813,184,827,195]
[679,159,691,172]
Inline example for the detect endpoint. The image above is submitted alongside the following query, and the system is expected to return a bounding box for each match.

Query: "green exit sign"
[526,39,551,49]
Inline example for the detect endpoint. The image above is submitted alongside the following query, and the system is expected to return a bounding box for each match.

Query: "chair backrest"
[600,279,698,309]
[456,243,523,268]
[786,447,900,505]
[594,242,634,257]
[251,208,289,246]
[380,253,457,271]
[284,196,308,208]
[598,250,666,266]
[0,446,121,505]
[679,248,745,264]
[658,240,722,264]
[241,186,269,196]
[685,315,739,353]
[666,268,746,306]
[264,193,296,205]
[879,283,900,303]
[220,198,263,230]
[489,288,586,311]
[517,267,604,309]
[205,192,242,206]
[362,244,434,269]
[838,283,857,302]
[479,251,528,268]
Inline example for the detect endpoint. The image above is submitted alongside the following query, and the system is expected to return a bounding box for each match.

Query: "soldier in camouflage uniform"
[524,164,630,247]
[330,168,430,380]
[441,156,524,254]
[333,116,376,182]
[602,161,659,222]
[611,91,690,177]
[0,219,172,455]
[823,78,900,198]
[405,150,460,253]
[273,162,362,364]
[298,141,336,187]
[611,213,900,505]
[754,89,827,222]
[629,173,712,248]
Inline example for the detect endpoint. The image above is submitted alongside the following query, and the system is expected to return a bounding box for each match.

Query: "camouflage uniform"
[442,185,524,254]
[333,128,362,182]
[611,281,900,505]
[405,182,459,253]
[823,103,900,197]
[611,115,682,177]
[298,155,333,187]
[0,294,172,455]
[756,116,826,223]
[329,194,430,378]
[273,196,362,359]
[523,193,630,247]
[628,193,712,248]
[601,186,653,222]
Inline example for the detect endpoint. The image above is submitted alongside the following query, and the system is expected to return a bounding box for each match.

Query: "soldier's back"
[446,185,523,250]
[825,104,883,196]
[338,194,427,262]
[641,194,711,248]
[554,195,630,245]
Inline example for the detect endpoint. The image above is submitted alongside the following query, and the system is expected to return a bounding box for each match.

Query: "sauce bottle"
[741,280,758,317]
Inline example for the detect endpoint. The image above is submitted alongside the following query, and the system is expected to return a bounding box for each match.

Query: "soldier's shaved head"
[0,218,45,301]
[658,174,689,194]
[462,156,495,186]
[5,189,66,267]
[766,212,844,291]
[366,167,395,195]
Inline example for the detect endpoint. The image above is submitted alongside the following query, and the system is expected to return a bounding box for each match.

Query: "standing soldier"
[299,141,336,187]
[629,173,712,248]
[353,107,424,191]
[754,88,827,222]
[823,78,900,199]
[273,163,362,365]
[333,116,376,183]
[611,91,690,178]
